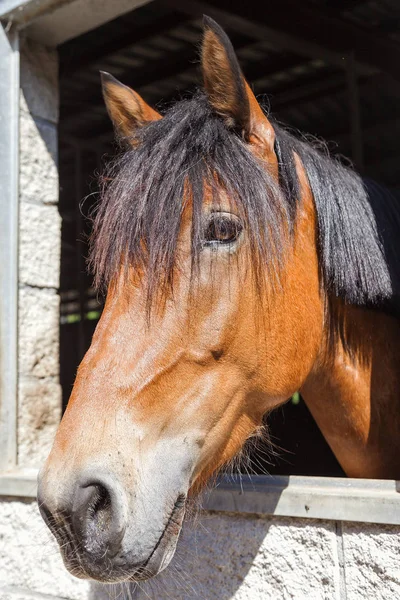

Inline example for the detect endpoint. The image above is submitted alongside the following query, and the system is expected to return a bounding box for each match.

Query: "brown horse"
[38,17,400,584]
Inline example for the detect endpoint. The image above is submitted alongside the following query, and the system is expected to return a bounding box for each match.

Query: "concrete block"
[19,203,61,289]
[20,111,58,206]
[0,500,90,600]
[18,286,61,467]
[130,512,340,600]
[18,287,59,380]
[342,521,400,600]
[18,378,62,468]
[20,37,58,123]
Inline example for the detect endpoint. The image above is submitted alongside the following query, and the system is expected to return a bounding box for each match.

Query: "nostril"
[86,484,112,535]
[72,481,125,559]
[72,484,109,541]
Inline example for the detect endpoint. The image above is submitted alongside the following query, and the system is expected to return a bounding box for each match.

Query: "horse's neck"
[300,303,400,479]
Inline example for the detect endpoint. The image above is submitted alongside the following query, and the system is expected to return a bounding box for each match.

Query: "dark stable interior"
[58,0,399,478]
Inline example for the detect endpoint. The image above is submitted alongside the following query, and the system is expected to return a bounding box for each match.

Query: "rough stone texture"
[17,41,61,470]
[20,36,58,124]
[18,287,61,467]
[342,521,400,600]
[0,505,340,600]
[0,499,90,600]
[18,287,60,381]
[19,110,58,206]
[17,379,61,467]
[129,512,340,600]
[19,203,61,289]
[2,502,400,600]
[0,588,68,599]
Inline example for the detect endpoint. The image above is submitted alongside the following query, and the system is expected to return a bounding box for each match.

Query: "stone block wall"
[0,500,399,600]
[18,36,61,467]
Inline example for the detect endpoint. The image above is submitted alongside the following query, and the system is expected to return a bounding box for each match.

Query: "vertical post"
[0,23,19,471]
[346,51,364,171]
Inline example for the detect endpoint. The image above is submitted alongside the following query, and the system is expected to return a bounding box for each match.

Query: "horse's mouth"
[57,492,187,583]
[128,493,187,581]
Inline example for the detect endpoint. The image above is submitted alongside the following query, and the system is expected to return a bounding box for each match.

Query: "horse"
[38,16,400,584]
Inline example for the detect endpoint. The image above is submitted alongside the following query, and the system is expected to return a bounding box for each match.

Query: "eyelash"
[202,214,243,247]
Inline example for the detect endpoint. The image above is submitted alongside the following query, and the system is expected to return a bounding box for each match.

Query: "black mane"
[91,91,400,312]
[275,127,400,307]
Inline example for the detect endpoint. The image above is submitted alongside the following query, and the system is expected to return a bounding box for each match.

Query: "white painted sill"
[205,475,400,525]
[1,471,399,525]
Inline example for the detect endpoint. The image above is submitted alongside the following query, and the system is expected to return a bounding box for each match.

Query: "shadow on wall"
[89,513,273,600]
[88,509,338,600]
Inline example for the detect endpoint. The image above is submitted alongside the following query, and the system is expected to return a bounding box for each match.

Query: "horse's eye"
[203,214,243,247]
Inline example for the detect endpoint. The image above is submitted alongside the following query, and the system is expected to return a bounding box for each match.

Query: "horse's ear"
[101,71,161,142]
[201,17,275,158]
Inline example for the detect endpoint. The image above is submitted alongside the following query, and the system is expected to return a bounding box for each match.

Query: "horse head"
[38,17,324,583]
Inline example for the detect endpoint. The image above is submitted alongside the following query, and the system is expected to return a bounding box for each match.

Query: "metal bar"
[0,23,19,472]
[346,51,364,171]
[2,471,400,525]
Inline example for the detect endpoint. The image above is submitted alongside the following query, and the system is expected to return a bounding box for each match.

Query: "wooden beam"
[163,0,369,74]
[271,72,347,112]
[60,3,189,78]
[64,52,315,140]
[151,53,310,107]
[61,29,253,125]
[61,46,196,121]
[324,0,370,15]
[164,0,398,79]
[244,54,311,89]
[202,0,400,81]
